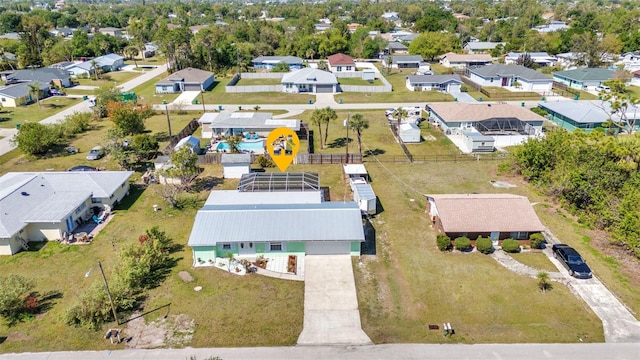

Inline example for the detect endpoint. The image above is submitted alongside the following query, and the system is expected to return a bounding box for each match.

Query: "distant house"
[439,52,493,70]
[221,153,252,179]
[533,21,569,33]
[428,102,545,151]
[6,68,72,88]
[49,27,74,37]
[155,67,215,93]
[251,56,304,70]
[98,27,123,38]
[94,53,125,72]
[64,61,94,78]
[281,68,338,94]
[538,100,640,133]
[504,52,557,67]
[381,11,400,23]
[552,68,615,90]
[425,193,545,246]
[463,41,505,54]
[0,171,133,255]
[189,25,209,34]
[187,172,364,264]
[327,53,356,72]
[385,41,408,54]
[0,81,49,107]
[467,64,553,91]
[555,52,581,70]
[405,74,462,92]
[0,32,20,40]
[382,55,423,69]
[394,33,418,43]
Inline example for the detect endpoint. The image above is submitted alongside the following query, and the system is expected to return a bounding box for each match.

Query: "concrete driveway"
[546,249,640,343]
[171,91,201,106]
[297,255,372,345]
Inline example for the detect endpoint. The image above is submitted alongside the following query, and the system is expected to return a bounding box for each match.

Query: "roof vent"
[21,192,29,196]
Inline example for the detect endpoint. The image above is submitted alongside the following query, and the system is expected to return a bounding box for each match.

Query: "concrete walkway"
[490,249,565,281]
[297,255,372,345]
[2,343,639,360]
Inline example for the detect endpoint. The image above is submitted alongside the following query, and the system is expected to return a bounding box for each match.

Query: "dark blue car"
[552,244,592,279]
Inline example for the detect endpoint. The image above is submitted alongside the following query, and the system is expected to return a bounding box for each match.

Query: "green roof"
[552,68,614,81]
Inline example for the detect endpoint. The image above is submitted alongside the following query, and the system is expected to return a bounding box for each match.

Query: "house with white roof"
[198,112,300,138]
[467,64,553,91]
[382,55,423,69]
[406,74,462,92]
[187,172,365,265]
[439,52,493,70]
[94,53,125,72]
[463,41,505,54]
[0,171,133,255]
[538,100,640,133]
[251,56,304,71]
[281,68,338,93]
[532,21,569,33]
[64,61,94,78]
[504,52,557,67]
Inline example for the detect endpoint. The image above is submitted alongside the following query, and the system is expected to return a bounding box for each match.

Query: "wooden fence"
[389,124,414,162]
[162,118,200,155]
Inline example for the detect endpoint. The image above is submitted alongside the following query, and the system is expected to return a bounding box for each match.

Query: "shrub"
[460,84,469,93]
[501,238,521,253]
[256,154,275,168]
[454,236,472,252]
[529,233,545,249]
[475,236,493,254]
[436,234,451,251]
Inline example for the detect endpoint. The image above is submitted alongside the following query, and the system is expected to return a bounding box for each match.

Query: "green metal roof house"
[538,100,640,133]
[552,68,614,90]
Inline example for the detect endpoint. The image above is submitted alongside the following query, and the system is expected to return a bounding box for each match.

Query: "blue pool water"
[216,140,265,151]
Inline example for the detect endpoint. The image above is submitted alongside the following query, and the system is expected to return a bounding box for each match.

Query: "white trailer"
[351,181,377,215]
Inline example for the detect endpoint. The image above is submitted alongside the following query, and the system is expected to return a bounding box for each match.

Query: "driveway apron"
[297,255,372,345]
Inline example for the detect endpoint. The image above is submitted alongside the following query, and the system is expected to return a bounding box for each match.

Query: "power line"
[360,140,424,197]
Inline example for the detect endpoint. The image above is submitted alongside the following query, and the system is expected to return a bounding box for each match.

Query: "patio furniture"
[74,232,88,242]
[92,215,103,224]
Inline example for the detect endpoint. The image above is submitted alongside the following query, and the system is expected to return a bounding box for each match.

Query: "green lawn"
[0,97,81,128]
[236,78,282,86]
[125,56,165,66]
[339,78,383,86]
[355,161,604,344]
[201,77,309,105]
[74,71,141,87]
[336,67,455,104]
[510,252,559,273]
[407,123,461,156]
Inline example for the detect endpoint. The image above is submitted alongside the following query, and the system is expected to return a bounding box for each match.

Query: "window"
[269,242,283,251]
[91,198,101,204]
[222,243,231,250]
[346,66,352,71]
[511,232,528,239]
[74,202,86,215]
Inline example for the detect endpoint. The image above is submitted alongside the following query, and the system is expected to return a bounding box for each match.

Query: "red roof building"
[327,53,356,72]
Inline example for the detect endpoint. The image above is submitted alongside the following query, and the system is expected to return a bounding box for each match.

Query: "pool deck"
[208,138,266,154]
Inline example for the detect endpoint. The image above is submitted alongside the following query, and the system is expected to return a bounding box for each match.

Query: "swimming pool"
[216,140,265,152]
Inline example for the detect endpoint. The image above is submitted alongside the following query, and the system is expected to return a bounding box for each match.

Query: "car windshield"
[568,255,583,264]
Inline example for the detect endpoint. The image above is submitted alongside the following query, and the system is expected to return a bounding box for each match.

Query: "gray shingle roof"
[468,64,551,81]
[553,68,615,81]
[221,153,251,164]
[0,81,48,99]
[407,74,462,85]
[187,201,365,246]
[158,67,214,84]
[7,68,70,84]
[386,42,408,50]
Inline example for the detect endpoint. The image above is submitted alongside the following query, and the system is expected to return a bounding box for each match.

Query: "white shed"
[463,132,494,152]
[362,69,376,81]
[351,182,377,215]
[399,123,421,143]
[221,154,252,179]
[174,135,201,154]
[343,164,369,182]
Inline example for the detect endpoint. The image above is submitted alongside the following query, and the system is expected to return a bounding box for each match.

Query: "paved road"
[2,343,639,360]
[297,255,372,345]
[0,64,167,157]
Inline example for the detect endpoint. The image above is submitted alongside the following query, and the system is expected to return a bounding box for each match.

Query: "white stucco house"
[467,64,553,91]
[405,74,462,92]
[281,68,338,94]
[439,52,493,70]
[0,171,133,255]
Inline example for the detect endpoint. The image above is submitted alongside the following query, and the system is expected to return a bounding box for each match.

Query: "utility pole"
[98,262,119,325]
[201,91,206,113]
[162,100,172,139]
[345,112,350,164]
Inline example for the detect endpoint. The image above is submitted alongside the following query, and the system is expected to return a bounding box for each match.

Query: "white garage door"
[306,241,350,255]
[315,85,334,93]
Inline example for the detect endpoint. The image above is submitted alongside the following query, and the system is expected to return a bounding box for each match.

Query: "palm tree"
[124,45,139,68]
[311,108,325,149]
[396,108,408,129]
[225,135,243,154]
[90,60,99,80]
[322,106,337,147]
[537,272,552,293]
[348,113,369,157]
[28,82,42,108]
[305,48,316,60]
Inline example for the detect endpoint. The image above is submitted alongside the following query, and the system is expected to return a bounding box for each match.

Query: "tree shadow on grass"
[113,184,146,211]
[364,148,385,157]
[190,176,222,192]
[327,137,353,149]
[35,290,63,315]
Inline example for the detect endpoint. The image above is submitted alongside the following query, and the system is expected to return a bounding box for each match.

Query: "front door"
[490,232,500,246]
[501,77,508,86]
[238,242,256,256]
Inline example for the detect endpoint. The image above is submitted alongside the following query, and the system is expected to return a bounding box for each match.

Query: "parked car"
[68,165,98,172]
[86,146,105,161]
[596,85,611,93]
[385,108,397,116]
[552,244,592,279]
[50,88,66,96]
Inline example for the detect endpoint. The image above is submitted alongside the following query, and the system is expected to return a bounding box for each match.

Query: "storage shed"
[351,182,377,215]
[343,164,369,182]
[399,123,421,143]
[362,69,376,81]
[463,132,494,152]
[221,153,252,179]
[174,135,201,154]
